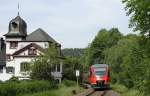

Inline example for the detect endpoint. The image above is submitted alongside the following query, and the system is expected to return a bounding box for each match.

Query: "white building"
[0,15,63,82]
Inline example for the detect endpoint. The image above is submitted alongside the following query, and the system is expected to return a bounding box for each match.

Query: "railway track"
[86,90,107,96]
[75,88,108,96]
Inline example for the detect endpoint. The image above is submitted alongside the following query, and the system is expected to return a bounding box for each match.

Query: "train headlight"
[97,77,102,81]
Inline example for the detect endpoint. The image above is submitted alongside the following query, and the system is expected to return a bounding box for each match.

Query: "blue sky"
[0,0,133,48]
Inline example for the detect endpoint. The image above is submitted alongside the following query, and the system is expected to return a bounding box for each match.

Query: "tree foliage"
[31,47,60,80]
[123,0,150,94]
[63,56,82,81]
[123,0,150,37]
[104,35,140,88]
[62,48,85,57]
[84,28,122,67]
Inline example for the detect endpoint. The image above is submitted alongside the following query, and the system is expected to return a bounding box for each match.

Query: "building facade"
[0,15,63,82]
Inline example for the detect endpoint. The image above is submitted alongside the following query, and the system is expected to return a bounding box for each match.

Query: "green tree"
[123,0,150,37]
[63,56,82,81]
[104,35,140,88]
[31,47,60,80]
[62,48,85,57]
[84,28,122,67]
[123,0,150,94]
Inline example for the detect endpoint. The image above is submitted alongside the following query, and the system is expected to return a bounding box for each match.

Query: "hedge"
[0,80,56,96]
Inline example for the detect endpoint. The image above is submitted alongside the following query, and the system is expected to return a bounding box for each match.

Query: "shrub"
[0,80,56,96]
[112,84,128,93]
[7,76,19,82]
[122,90,145,96]
[63,80,76,87]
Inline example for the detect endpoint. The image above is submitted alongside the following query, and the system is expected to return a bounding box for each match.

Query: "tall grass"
[0,80,56,96]
[111,84,128,93]
[21,85,84,96]
[19,80,84,96]
[122,90,145,96]
[112,84,145,96]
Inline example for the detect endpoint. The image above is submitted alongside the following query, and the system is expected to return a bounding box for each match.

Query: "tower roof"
[4,15,27,37]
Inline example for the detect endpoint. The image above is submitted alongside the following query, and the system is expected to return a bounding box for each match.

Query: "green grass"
[112,84,145,96]
[111,83,128,93]
[121,90,145,96]
[0,80,56,96]
[20,84,84,96]
[0,80,84,96]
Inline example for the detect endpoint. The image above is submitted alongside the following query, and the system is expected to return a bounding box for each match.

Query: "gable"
[13,43,44,56]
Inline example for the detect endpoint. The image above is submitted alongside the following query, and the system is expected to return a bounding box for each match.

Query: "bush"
[63,80,76,87]
[0,80,56,96]
[7,76,19,82]
[122,90,145,96]
[112,84,128,93]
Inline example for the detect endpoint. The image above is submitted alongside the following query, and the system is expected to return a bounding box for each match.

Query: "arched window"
[20,62,30,72]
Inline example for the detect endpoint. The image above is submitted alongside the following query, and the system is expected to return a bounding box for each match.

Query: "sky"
[0,0,133,48]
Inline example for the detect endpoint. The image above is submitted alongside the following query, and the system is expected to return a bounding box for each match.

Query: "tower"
[4,15,27,39]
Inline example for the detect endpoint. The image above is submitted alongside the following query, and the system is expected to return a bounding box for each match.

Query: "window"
[20,62,30,72]
[56,64,60,72]
[44,43,48,48]
[10,42,18,49]
[6,67,14,74]
[28,48,37,55]
[51,65,56,72]
[12,22,18,28]
[51,64,60,72]
[0,66,3,73]
[6,54,11,61]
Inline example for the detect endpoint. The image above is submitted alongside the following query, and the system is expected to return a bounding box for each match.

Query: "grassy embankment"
[21,85,83,96]
[0,80,84,96]
[19,80,84,96]
[112,84,145,96]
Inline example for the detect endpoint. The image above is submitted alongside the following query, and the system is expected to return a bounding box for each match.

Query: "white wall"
[0,57,35,81]
[0,67,14,81]
[13,57,34,77]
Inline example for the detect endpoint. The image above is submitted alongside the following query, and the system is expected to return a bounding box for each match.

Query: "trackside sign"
[76,70,80,77]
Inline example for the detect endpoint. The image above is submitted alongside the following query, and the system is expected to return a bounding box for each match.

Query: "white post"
[76,70,80,91]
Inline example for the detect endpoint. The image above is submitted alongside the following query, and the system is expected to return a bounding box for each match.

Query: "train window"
[95,71,105,76]
[94,67,106,76]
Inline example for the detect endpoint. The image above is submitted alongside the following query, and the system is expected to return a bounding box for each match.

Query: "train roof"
[91,64,108,68]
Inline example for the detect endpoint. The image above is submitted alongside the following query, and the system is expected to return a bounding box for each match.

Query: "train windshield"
[94,68,106,76]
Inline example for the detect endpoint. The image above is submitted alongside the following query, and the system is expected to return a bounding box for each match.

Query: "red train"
[88,64,110,89]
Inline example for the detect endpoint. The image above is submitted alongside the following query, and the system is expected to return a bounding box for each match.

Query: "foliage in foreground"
[0,80,56,96]
[62,80,76,87]
[21,86,81,96]
[112,84,145,96]
[20,80,84,96]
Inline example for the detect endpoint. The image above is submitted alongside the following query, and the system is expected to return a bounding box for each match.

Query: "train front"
[89,64,110,89]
